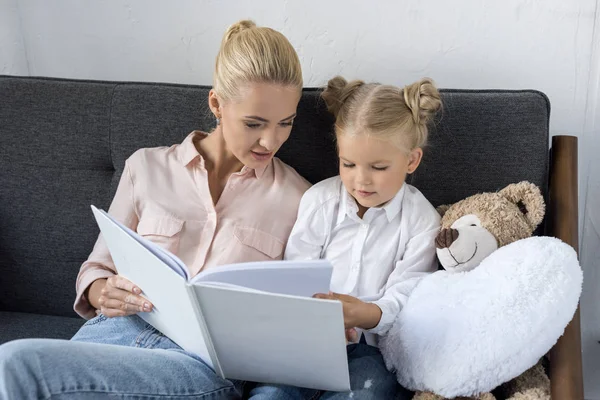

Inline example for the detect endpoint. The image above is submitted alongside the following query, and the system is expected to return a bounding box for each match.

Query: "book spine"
[184,283,224,378]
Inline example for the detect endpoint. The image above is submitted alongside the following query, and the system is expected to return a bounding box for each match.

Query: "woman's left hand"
[313,292,382,330]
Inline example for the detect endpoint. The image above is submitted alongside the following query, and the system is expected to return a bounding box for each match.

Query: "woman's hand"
[89,276,153,318]
[313,292,382,330]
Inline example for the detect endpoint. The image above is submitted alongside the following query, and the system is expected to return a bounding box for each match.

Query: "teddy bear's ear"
[436,204,451,217]
[499,181,545,229]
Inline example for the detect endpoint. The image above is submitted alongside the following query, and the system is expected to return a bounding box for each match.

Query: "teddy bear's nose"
[435,228,459,249]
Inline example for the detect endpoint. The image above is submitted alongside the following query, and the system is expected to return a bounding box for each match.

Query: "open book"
[91,206,350,391]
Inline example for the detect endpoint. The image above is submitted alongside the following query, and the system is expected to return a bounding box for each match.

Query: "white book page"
[91,206,214,368]
[95,208,189,280]
[194,284,350,391]
[191,260,332,297]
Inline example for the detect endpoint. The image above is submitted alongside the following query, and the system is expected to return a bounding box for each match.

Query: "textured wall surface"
[0,0,27,74]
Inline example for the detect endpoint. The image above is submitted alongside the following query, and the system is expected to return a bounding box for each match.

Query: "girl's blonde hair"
[321,76,442,152]
[214,20,303,102]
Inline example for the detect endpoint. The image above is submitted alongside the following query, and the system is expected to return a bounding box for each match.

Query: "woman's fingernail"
[143,303,150,310]
[133,287,140,294]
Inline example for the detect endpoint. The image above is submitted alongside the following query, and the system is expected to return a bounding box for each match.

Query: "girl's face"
[210,83,300,170]
[337,133,423,216]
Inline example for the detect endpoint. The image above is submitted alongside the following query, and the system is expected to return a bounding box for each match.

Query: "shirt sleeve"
[73,160,139,319]
[283,188,329,261]
[367,211,441,336]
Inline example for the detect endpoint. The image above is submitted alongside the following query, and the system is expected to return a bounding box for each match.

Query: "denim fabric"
[249,342,412,400]
[0,314,241,399]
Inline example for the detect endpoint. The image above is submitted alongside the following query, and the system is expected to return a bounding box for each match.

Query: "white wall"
[2,0,600,397]
[581,9,600,395]
[9,1,597,137]
[0,0,27,75]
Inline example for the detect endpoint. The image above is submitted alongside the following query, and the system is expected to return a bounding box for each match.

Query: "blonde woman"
[251,77,442,399]
[0,20,309,399]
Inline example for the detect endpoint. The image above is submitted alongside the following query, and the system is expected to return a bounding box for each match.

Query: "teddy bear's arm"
[497,360,550,400]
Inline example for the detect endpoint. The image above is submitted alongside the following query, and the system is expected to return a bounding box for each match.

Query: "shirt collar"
[337,184,358,224]
[177,131,204,167]
[177,130,268,178]
[240,164,268,179]
[381,183,406,221]
[336,182,406,224]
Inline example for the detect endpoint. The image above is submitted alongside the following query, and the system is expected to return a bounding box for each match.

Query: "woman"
[0,20,309,399]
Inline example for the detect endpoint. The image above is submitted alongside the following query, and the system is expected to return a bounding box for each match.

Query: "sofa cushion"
[0,76,550,321]
[411,90,549,209]
[0,311,84,344]
[0,77,116,318]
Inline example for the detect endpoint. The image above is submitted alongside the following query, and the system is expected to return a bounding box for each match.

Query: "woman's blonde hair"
[214,20,303,102]
[321,76,442,152]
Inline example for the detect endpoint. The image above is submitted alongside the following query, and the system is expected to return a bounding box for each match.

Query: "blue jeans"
[0,314,241,399]
[249,340,411,400]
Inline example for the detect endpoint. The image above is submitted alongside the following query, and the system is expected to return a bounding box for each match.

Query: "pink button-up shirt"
[74,131,310,319]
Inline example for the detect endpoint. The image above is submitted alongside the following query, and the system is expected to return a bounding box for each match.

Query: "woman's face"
[211,83,301,170]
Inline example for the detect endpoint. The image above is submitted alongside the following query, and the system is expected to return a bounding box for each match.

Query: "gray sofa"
[0,75,582,399]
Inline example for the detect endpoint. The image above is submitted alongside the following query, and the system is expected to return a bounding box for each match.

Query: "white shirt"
[284,176,440,345]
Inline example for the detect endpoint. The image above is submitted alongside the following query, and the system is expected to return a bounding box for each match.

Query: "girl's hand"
[93,275,153,318]
[345,328,359,343]
[313,292,382,330]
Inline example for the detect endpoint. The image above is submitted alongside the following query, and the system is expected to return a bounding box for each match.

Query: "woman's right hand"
[91,276,153,318]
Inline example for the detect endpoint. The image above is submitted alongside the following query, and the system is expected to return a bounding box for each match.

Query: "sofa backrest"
[0,76,549,317]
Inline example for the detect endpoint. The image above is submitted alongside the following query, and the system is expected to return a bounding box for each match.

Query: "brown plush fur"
[413,391,496,400]
[438,182,545,247]
[498,362,550,400]
[414,181,549,400]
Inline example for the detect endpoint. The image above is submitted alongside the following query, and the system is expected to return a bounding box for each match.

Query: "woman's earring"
[215,117,221,126]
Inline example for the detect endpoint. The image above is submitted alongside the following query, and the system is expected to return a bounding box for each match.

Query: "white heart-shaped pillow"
[379,236,582,398]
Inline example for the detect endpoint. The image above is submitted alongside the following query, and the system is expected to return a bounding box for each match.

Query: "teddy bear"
[412,361,550,400]
[433,181,545,274]
[379,181,582,400]
[414,181,549,400]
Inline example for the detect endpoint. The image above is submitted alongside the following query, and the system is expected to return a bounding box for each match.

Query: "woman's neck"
[195,128,244,179]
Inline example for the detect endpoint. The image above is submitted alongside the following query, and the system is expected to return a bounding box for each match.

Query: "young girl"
[250,77,442,399]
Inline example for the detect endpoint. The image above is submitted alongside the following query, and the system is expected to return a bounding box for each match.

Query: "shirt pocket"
[137,215,184,254]
[233,225,285,259]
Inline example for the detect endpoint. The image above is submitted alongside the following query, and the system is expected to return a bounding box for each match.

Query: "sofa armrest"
[545,135,584,400]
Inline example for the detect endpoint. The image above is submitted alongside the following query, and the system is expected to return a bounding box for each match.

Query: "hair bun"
[321,76,365,119]
[223,20,257,43]
[403,78,441,126]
